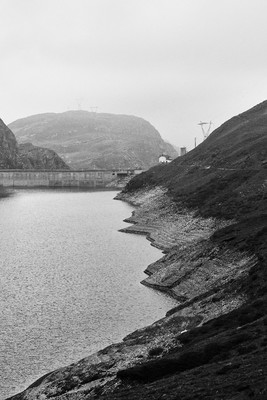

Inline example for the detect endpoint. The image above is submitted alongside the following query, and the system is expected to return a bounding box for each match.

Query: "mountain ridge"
[9,111,178,170]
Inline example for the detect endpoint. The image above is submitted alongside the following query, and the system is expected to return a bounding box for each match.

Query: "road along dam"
[0,169,143,188]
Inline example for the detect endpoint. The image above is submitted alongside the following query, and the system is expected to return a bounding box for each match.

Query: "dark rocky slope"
[9,111,177,169]
[0,119,69,170]
[108,101,267,399]
[17,142,69,170]
[126,99,267,219]
[6,102,267,400]
[0,118,19,168]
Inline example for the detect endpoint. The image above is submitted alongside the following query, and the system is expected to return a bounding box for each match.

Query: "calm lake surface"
[0,189,177,399]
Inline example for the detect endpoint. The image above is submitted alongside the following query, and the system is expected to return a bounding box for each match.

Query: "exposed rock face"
[0,119,69,170]
[9,111,178,169]
[17,143,69,170]
[0,118,19,168]
[118,188,256,304]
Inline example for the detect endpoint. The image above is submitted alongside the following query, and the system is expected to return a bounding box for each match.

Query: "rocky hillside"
[0,119,69,170]
[111,101,267,399]
[17,143,69,170]
[9,111,178,169]
[6,102,267,400]
[126,100,267,219]
[0,118,19,168]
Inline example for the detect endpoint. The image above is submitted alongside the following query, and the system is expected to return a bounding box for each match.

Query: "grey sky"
[1,0,267,150]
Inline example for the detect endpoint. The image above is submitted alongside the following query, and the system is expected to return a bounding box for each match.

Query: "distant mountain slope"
[0,118,69,170]
[17,143,69,170]
[9,111,178,169]
[125,100,267,219]
[0,118,19,168]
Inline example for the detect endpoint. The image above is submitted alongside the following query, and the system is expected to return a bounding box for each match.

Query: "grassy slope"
[105,102,267,400]
[125,101,267,289]
[125,99,267,219]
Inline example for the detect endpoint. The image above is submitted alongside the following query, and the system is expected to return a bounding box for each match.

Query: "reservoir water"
[0,189,177,399]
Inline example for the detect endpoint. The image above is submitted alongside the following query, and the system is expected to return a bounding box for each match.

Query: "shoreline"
[115,187,255,303]
[7,186,258,400]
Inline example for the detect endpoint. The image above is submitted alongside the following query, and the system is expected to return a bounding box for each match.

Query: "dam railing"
[0,169,144,188]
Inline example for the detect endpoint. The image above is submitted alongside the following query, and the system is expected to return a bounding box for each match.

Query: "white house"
[159,154,172,164]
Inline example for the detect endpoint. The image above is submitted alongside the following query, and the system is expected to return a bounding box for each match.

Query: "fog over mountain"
[9,111,178,170]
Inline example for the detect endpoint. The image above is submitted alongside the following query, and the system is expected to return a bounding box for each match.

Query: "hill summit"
[9,111,178,170]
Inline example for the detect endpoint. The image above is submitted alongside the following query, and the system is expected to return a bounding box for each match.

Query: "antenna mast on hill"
[76,98,83,110]
[90,106,98,113]
[198,121,213,140]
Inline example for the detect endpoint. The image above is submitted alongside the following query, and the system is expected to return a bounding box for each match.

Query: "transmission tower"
[198,121,213,140]
[90,106,98,113]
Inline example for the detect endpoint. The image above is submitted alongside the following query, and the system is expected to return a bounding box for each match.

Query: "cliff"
[6,101,267,400]
[17,143,69,170]
[0,118,19,168]
[0,119,69,170]
[9,111,178,170]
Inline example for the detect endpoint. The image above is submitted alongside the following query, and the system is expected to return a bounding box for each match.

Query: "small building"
[180,147,187,156]
[159,154,172,164]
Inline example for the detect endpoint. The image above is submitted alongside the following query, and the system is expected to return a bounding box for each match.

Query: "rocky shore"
[117,187,260,325]
[8,186,263,400]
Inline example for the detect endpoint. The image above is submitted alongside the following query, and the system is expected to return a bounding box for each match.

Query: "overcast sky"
[1,0,267,150]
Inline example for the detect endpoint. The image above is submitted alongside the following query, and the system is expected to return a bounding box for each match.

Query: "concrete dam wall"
[0,169,140,188]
